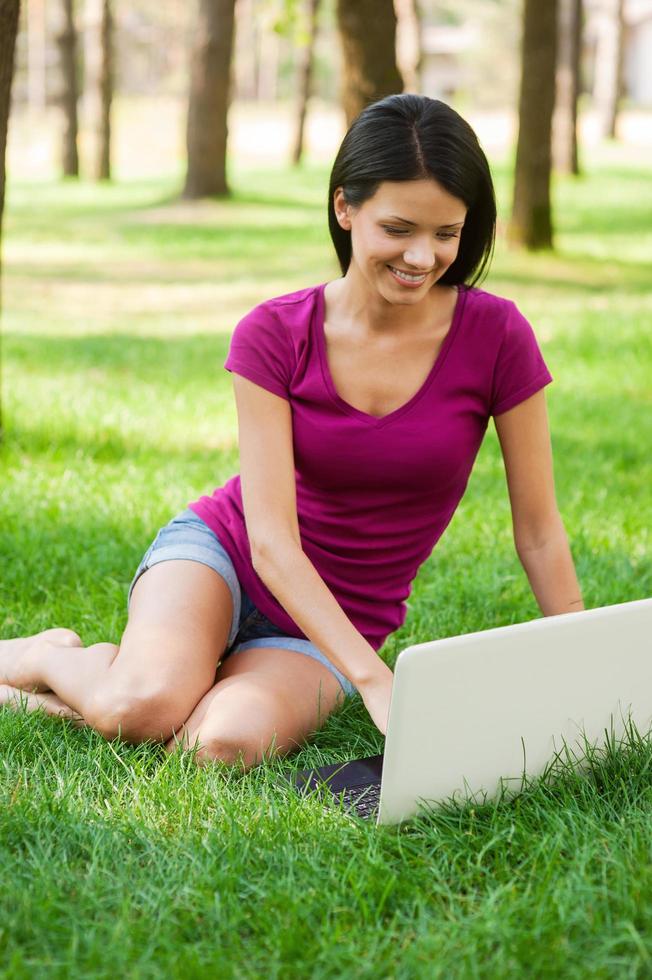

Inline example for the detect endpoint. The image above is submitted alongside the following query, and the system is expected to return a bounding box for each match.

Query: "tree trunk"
[85,0,113,180]
[394,0,422,94]
[336,0,404,126]
[55,0,80,177]
[0,0,21,443]
[509,0,558,250]
[593,0,625,140]
[27,0,47,111]
[251,11,260,100]
[256,24,279,102]
[553,0,582,175]
[233,0,257,99]
[292,0,321,166]
[184,0,236,199]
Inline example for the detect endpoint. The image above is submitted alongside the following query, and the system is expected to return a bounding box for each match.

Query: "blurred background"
[5,0,652,189]
[0,0,650,634]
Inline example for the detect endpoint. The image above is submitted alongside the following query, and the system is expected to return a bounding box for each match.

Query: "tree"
[394,0,422,94]
[183,0,236,199]
[0,0,21,441]
[553,0,582,176]
[292,0,321,166]
[55,0,80,177]
[593,0,625,140]
[509,0,558,250]
[85,0,113,180]
[336,0,404,126]
[26,0,47,111]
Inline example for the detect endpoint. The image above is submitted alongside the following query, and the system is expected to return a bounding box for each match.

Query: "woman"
[0,95,584,765]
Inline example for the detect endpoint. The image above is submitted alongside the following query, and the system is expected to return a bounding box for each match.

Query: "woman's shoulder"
[231,285,323,364]
[462,284,521,317]
[460,285,533,338]
[247,283,324,322]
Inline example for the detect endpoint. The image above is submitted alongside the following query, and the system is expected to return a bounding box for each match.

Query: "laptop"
[288,598,652,825]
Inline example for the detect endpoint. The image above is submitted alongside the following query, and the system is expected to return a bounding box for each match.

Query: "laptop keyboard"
[338,782,381,819]
[287,753,385,820]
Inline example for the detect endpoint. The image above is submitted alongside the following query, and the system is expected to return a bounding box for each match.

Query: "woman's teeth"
[388,266,427,283]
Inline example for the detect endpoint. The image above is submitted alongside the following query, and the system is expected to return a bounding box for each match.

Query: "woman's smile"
[386,264,431,288]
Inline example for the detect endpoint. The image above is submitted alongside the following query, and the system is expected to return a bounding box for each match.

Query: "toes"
[0,684,86,725]
[40,628,82,648]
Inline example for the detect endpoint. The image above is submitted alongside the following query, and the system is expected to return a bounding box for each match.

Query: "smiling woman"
[0,94,583,762]
[334,179,467,295]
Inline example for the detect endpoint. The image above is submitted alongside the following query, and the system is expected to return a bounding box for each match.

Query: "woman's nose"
[403,238,435,270]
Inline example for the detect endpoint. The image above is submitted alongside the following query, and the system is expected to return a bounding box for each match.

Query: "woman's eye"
[381,225,460,241]
[382,225,459,240]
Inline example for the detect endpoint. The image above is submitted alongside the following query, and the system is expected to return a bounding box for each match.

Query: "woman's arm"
[494,389,584,616]
[232,374,393,731]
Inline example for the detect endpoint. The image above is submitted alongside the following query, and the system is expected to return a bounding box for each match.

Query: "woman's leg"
[0,560,234,743]
[165,645,347,768]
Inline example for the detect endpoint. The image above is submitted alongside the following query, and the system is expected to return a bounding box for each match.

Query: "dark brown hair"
[328,94,496,285]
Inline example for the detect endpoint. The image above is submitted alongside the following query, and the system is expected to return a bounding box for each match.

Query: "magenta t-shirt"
[189,283,552,651]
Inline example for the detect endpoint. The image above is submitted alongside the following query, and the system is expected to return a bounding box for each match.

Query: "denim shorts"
[128,508,357,697]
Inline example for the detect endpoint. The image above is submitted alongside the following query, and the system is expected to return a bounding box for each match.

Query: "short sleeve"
[224,303,293,400]
[490,302,553,416]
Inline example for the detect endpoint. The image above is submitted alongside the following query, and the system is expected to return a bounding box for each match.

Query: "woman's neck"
[325,269,458,339]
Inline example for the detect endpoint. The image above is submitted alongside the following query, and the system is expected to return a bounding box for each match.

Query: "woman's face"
[333,179,467,304]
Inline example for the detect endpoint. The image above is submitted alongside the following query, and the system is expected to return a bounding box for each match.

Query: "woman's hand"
[356,660,394,735]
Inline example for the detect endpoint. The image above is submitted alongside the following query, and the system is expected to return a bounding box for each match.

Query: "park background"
[1,0,652,976]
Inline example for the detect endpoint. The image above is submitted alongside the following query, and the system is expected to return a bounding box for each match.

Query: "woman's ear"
[333,187,352,230]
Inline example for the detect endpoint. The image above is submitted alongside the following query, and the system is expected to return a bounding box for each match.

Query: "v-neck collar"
[315,282,467,428]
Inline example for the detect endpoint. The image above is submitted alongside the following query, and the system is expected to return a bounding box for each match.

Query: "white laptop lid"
[377,598,652,825]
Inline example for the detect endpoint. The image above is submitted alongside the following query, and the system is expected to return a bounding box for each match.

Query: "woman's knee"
[188,703,297,769]
[165,677,306,768]
[192,732,272,769]
[85,685,185,743]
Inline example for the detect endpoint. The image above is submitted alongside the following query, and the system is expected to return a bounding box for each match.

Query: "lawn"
[1,142,651,977]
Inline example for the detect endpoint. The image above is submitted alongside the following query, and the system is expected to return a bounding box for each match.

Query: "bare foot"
[0,628,82,691]
[0,684,86,726]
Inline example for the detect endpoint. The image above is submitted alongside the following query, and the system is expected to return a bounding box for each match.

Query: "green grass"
[1,148,652,977]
